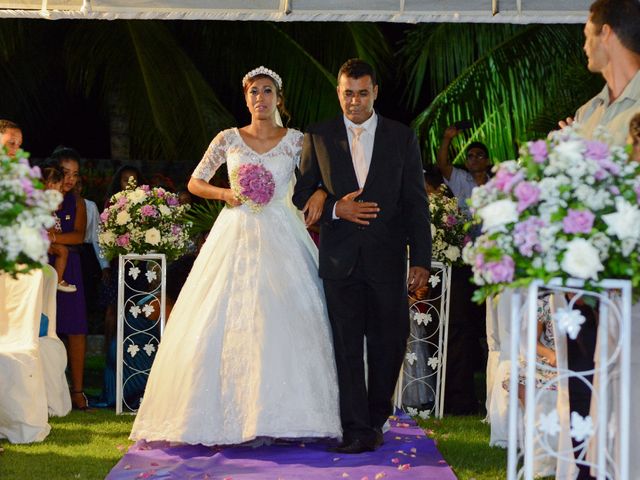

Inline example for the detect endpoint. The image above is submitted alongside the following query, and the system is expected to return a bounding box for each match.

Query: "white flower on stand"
[538,409,561,437]
[405,352,417,366]
[427,356,439,370]
[18,224,48,262]
[129,305,142,318]
[413,312,431,326]
[144,227,161,246]
[553,307,586,340]
[145,269,157,284]
[127,344,140,357]
[428,275,441,288]
[444,245,460,263]
[142,303,155,317]
[477,199,519,232]
[116,211,131,225]
[128,266,141,280]
[561,238,604,280]
[143,343,156,356]
[570,411,594,442]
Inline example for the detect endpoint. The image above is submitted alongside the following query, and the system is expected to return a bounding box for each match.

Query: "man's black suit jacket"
[293,115,431,282]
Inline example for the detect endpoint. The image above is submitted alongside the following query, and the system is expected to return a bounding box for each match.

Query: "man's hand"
[335,189,379,225]
[407,266,429,293]
[443,125,460,141]
[558,117,574,129]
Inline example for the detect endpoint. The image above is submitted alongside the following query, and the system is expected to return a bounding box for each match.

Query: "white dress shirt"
[332,112,378,219]
[83,198,110,270]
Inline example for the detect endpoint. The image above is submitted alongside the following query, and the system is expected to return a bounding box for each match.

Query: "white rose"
[444,245,460,262]
[553,140,584,164]
[99,231,116,245]
[128,189,147,205]
[116,211,131,225]
[19,225,47,261]
[159,205,172,216]
[561,238,604,280]
[602,197,640,241]
[477,199,518,232]
[144,228,161,246]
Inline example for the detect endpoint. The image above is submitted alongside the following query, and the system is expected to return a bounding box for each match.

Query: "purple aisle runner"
[107,415,457,479]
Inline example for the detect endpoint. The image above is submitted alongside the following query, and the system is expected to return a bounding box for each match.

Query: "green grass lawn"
[0,411,509,480]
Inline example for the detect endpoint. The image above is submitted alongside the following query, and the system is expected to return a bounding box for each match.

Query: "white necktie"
[350,126,367,188]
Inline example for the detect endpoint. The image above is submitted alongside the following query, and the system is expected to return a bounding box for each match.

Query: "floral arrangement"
[429,185,468,265]
[0,148,62,276]
[462,126,640,301]
[229,163,275,212]
[98,178,192,261]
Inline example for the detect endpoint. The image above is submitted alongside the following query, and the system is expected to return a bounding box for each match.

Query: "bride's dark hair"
[243,74,291,127]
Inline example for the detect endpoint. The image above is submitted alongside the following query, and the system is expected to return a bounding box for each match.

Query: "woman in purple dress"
[47,147,89,410]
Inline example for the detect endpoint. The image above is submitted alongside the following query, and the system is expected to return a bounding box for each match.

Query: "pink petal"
[391,457,400,464]
[397,464,411,471]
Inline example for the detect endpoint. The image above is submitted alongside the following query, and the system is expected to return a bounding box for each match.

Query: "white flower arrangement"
[463,125,640,301]
[429,186,468,265]
[0,148,62,276]
[98,177,192,261]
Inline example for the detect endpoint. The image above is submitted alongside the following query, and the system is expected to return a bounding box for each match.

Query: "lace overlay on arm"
[192,130,230,181]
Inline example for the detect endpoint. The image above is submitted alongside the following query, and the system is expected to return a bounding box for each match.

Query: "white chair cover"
[38,265,71,417]
[0,269,51,443]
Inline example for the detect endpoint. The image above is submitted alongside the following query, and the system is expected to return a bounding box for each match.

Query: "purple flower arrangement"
[463,125,640,301]
[229,163,275,212]
[98,177,192,261]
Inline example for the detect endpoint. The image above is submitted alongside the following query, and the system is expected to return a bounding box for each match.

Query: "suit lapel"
[363,115,385,190]
[332,119,360,190]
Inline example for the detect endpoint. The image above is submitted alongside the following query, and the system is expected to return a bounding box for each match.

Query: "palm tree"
[399,24,604,165]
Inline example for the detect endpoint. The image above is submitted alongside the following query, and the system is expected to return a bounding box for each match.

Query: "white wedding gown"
[130,128,341,445]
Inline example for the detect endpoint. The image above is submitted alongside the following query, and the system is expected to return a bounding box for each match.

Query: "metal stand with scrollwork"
[393,261,452,419]
[507,278,631,480]
[116,253,166,414]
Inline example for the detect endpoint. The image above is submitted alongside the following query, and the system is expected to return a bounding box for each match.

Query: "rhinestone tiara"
[242,66,283,90]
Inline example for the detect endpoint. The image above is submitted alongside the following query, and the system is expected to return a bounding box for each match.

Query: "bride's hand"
[223,189,242,207]
[303,189,327,226]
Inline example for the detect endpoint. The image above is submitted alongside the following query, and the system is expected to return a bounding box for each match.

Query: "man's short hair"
[337,59,377,86]
[0,119,20,134]
[590,0,640,54]
[466,141,490,160]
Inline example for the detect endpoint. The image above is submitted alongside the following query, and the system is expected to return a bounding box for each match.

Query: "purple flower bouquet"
[229,163,275,212]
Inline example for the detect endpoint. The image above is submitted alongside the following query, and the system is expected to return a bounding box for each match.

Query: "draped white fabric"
[0,0,591,23]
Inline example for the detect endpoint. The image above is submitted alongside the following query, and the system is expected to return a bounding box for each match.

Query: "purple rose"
[156,188,165,198]
[117,196,128,209]
[171,224,182,235]
[514,181,540,213]
[485,256,515,283]
[528,140,548,164]
[141,184,151,192]
[100,210,109,223]
[140,205,158,217]
[562,209,595,234]
[513,216,545,256]
[21,178,34,196]
[31,166,41,178]
[116,233,131,247]
[584,140,610,161]
[494,168,523,193]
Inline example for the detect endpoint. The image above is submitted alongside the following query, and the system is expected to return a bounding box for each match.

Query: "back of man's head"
[590,0,640,55]
[338,59,377,86]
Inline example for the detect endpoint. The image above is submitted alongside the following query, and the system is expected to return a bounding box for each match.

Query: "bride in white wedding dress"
[130,67,341,446]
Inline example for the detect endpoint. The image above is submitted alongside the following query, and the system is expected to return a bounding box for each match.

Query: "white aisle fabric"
[485,295,500,424]
[0,269,51,444]
[628,302,640,479]
[38,264,71,417]
[130,128,341,445]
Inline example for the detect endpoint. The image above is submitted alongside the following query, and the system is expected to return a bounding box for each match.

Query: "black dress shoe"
[334,438,376,454]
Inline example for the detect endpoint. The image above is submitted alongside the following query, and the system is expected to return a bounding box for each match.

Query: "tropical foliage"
[399,24,604,165]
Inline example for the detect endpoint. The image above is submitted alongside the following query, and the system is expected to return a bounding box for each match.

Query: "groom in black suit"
[293,59,431,454]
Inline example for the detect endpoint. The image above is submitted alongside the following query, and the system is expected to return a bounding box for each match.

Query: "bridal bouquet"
[229,163,275,212]
[98,178,192,261]
[429,186,468,265]
[0,148,62,276]
[462,126,640,301]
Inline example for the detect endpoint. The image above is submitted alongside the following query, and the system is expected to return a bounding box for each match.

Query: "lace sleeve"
[192,130,229,181]
[292,129,304,168]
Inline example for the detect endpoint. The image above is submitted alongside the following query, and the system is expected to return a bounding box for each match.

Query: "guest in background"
[436,126,490,415]
[0,119,22,156]
[42,165,77,293]
[631,113,640,161]
[47,146,89,410]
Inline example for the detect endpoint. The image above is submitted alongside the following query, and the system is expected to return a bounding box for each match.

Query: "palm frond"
[183,199,225,235]
[410,24,588,165]
[64,21,235,164]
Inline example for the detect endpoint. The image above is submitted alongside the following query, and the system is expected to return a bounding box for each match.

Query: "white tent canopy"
[0,0,591,23]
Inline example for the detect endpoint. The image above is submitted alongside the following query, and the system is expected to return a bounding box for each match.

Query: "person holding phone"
[436,122,491,415]
[436,122,491,219]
